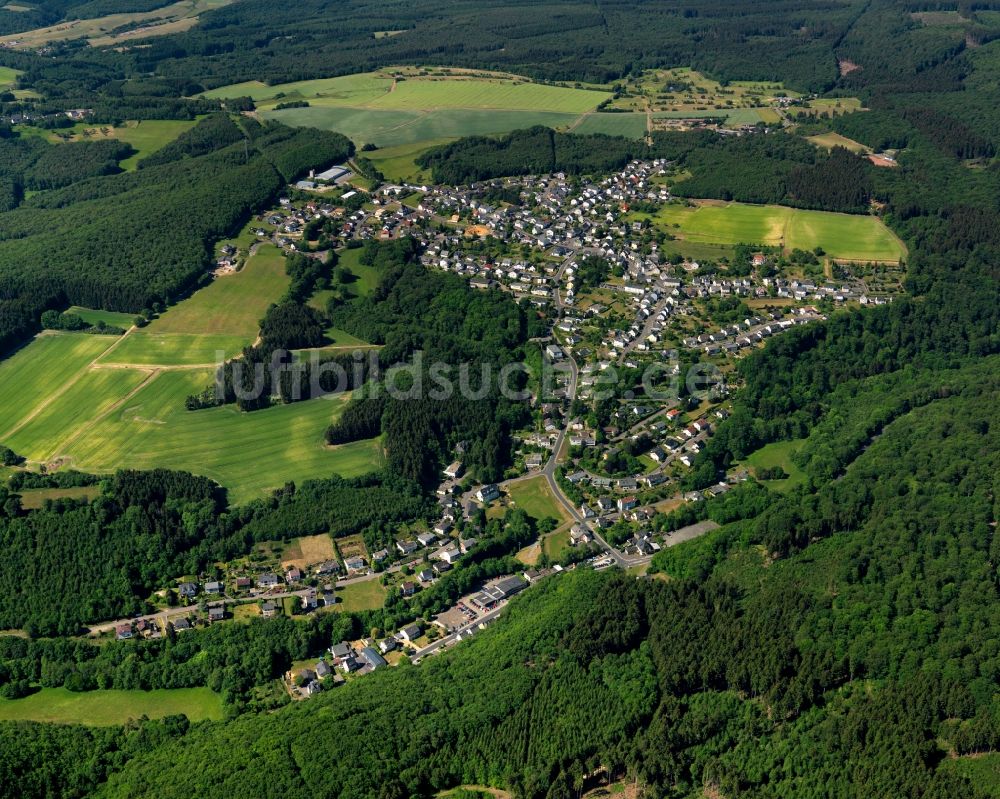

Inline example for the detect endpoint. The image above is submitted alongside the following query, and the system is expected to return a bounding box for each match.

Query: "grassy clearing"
[65,306,138,329]
[0,334,114,440]
[48,119,198,171]
[0,66,20,88]
[572,113,648,139]
[335,246,381,299]
[280,534,336,570]
[98,333,249,366]
[542,528,572,560]
[0,687,223,725]
[143,244,288,337]
[62,370,382,504]
[507,476,570,523]
[207,70,608,113]
[366,138,452,182]
[17,485,101,509]
[336,579,386,612]
[263,106,580,148]
[741,439,806,493]
[807,132,871,153]
[5,366,151,462]
[641,201,906,263]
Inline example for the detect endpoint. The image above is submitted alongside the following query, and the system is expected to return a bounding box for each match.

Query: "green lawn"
[542,528,572,560]
[0,334,114,441]
[62,369,383,504]
[741,439,807,493]
[507,476,570,523]
[335,247,381,299]
[641,201,907,263]
[335,579,387,612]
[0,687,223,725]
[65,306,138,329]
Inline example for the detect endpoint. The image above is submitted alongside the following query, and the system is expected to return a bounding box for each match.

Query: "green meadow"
[0,66,20,88]
[571,113,649,139]
[0,334,112,441]
[263,106,580,148]
[642,201,907,262]
[0,687,223,725]
[62,369,383,505]
[365,138,451,182]
[65,306,138,329]
[741,439,807,493]
[507,476,571,523]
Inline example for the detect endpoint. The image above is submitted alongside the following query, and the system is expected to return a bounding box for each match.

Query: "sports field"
[0,687,223,725]
[61,369,382,504]
[642,201,907,262]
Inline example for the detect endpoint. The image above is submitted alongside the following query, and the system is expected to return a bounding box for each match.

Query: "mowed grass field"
[0,334,112,440]
[0,687,223,725]
[62,369,383,505]
[263,106,580,148]
[807,132,871,154]
[642,201,907,262]
[507,476,571,523]
[65,306,138,328]
[99,244,288,366]
[48,120,198,170]
[0,66,20,89]
[206,71,609,113]
[366,138,452,182]
[571,112,648,139]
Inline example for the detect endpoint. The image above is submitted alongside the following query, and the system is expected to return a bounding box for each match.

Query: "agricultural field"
[807,132,871,154]
[140,244,287,337]
[639,201,907,263]
[0,65,19,88]
[206,69,609,113]
[264,105,580,149]
[4,366,152,463]
[0,687,223,725]
[365,138,451,182]
[0,334,113,442]
[571,113,648,139]
[506,476,571,524]
[0,0,233,49]
[98,244,289,366]
[62,369,383,505]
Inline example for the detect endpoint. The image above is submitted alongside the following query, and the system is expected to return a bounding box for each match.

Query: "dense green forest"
[6,372,999,798]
